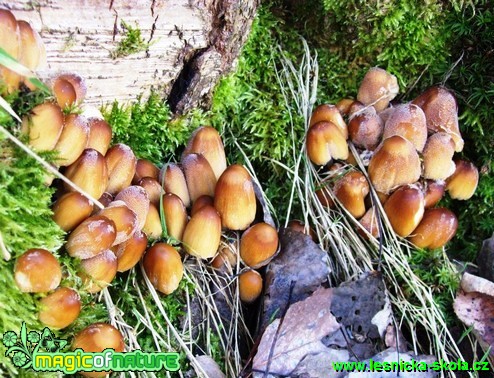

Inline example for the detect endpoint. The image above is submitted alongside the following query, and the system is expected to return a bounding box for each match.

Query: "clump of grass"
[111,20,149,59]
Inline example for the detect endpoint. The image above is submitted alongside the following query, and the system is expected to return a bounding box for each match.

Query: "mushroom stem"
[0,125,104,209]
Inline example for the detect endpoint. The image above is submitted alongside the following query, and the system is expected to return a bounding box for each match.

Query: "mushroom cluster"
[6,21,275,342]
[306,67,479,249]
[0,9,45,94]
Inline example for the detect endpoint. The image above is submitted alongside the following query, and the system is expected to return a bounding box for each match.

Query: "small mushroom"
[105,143,137,195]
[422,132,455,180]
[15,249,62,293]
[86,118,112,156]
[21,102,64,151]
[408,208,458,249]
[182,126,227,179]
[72,322,125,354]
[66,215,116,259]
[310,104,348,139]
[17,20,46,90]
[112,230,148,272]
[52,192,94,232]
[239,270,263,303]
[54,114,90,166]
[333,171,370,219]
[143,243,183,295]
[97,200,138,245]
[52,73,87,108]
[137,177,163,206]
[348,107,384,150]
[191,195,214,216]
[133,159,159,183]
[115,186,150,230]
[79,250,117,293]
[336,98,355,116]
[382,103,427,152]
[142,204,163,239]
[412,86,463,152]
[422,180,446,209]
[306,121,349,165]
[446,160,479,200]
[359,207,380,239]
[182,205,221,259]
[39,287,81,329]
[368,135,421,194]
[357,67,399,111]
[214,164,256,231]
[160,163,191,208]
[384,184,425,237]
[240,222,279,268]
[182,153,217,203]
[162,193,188,241]
[64,148,109,199]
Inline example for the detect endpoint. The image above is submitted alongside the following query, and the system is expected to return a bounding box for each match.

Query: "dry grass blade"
[274,39,474,377]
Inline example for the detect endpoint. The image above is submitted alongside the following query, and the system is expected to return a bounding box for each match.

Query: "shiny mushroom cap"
[422,132,456,180]
[310,104,348,139]
[408,208,458,249]
[306,121,349,165]
[384,184,425,237]
[446,160,479,200]
[333,171,370,219]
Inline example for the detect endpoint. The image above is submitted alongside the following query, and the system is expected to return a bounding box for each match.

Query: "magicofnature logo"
[3,323,180,374]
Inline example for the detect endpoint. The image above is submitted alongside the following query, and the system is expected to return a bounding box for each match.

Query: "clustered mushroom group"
[1,9,278,375]
[306,67,479,249]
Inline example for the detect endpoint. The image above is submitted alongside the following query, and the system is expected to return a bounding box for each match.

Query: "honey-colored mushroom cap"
[408,208,458,249]
[446,160,479,200]
[357,67,399,112]
[384,184,425,237]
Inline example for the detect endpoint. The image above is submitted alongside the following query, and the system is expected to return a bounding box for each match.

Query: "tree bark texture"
[3,0,258,113]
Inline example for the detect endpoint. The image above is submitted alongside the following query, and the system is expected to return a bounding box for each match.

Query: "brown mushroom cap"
[182,153,217,203]
[143,243,183,295]
[115,185,150,230]
[133,159,159,183]
[384,184,425,237]
[357,67,399,112]
[382,103,427,152]
[359,207,380,239]
[142,204,163,239]
[306,121,349,165]
[422,180,446,209]
[162,193,188,241]
[14,249,62,293]
[238,270,263,303]
[54,114,90,166]
[21,102,64,151]
[182,205,221,259]
[182,126,227,180]
[79,250,118,293]
[348,107,384,150]
[52,73,87,106]
[315,180,334,208]
[105,143,137,195]
[98,200,138,245]
[422,132,456,180]
[333,171,370,219]
[112,230,147,272]
[240,222,279,268]
[64,148,109,200]
[0,10,21,93]
[52,191,94,232]
[86,118,112,156]
[336,98,355,116]
[39,287,81,329]
[446,160,479,200]
[137,177,163,207]
[287,220,317,242]
[17,20,46,87]
[412,86,463,152]
[368,135,421,194]
[310,104,348,139]
[72,323,125,354]
[408,208,458,249]
[160,163,191,208]
[66,215,117,259]
[214,164,256,231]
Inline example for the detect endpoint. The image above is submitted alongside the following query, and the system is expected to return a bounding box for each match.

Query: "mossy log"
[6,0,259,113]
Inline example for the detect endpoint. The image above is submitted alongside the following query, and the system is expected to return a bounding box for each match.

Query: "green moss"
[111,20,149,59]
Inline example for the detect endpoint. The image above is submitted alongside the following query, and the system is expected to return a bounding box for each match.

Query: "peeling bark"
[3,0,258,113]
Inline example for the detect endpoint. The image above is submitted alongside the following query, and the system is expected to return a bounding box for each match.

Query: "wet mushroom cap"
[408,208,458,249]
[384,184,425,237]
[422,180,446,209]
[14,249,62,293]
[143,243,184,295]
[309,104,348,139]
[333,171,370,219]
[240,222,279,268]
